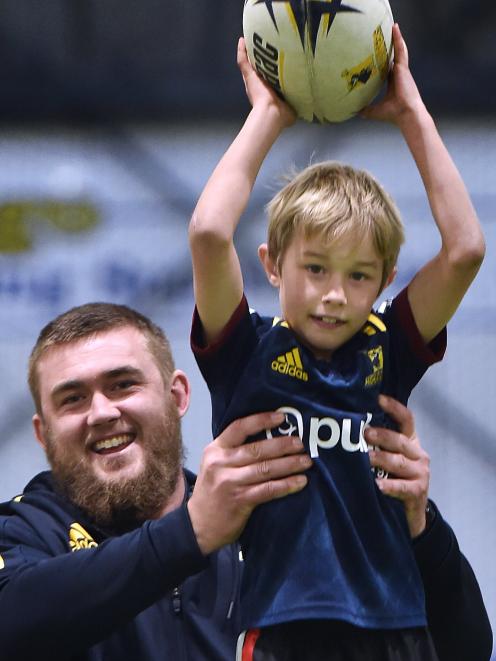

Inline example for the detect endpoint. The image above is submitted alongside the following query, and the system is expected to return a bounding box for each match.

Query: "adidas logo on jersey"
[271,347,308,381]
[69,522,98,552]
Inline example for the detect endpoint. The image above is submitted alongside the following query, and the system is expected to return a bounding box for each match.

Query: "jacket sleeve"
[413,500,493,661]
[0,502,209,658]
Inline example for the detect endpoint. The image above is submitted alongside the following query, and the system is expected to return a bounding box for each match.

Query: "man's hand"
[188,411,311,554]
[365,395,430,538]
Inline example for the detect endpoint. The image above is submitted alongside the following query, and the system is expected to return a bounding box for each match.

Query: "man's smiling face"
[32,326,189,524]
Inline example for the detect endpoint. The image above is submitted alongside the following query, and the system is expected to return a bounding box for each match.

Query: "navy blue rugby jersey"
[191,287,446,631]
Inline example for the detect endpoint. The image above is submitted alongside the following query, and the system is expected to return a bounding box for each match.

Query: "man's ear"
[258,243,280,287]
[33,414,48,450]
[170,370,191,418]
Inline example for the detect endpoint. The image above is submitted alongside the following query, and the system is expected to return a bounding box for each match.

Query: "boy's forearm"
[189,101,289,342]
[398,106,484,263]
[191,103,287,244]
[373,25,484,342]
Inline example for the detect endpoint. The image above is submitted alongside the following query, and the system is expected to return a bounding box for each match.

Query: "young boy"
[189,25,484,661]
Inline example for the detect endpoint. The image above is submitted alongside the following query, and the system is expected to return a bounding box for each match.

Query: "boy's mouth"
[311,315,345,327]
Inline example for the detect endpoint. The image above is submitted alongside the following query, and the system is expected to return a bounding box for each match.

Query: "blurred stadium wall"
[0,2,494,656]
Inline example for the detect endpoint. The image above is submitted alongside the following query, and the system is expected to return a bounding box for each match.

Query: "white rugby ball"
[243,0,394,122]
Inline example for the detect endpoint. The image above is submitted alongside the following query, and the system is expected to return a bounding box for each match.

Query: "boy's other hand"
[360,24,427,127]
[237,37,296,128]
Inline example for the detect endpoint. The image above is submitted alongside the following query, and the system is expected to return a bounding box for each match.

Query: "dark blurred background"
[0,0,494,122]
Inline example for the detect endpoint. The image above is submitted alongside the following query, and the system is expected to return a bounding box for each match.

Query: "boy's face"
[269,230,388,360]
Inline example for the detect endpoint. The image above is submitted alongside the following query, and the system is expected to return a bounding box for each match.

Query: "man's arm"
[363,24,485,343]
[188,38,295,344]
[0,412,309,658]
[414,502,493,661]
[0,504,209,658]
[365,396,493,661]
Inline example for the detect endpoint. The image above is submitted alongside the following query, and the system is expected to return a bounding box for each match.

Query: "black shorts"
[237,620,439,661]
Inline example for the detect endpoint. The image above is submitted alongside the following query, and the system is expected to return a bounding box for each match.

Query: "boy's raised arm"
[363,24,485,343]
[188,38,295,345]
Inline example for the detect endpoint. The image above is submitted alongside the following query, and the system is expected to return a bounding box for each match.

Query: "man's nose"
[87,392,120,426]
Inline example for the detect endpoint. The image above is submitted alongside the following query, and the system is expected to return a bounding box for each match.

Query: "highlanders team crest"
[365,345,384,386]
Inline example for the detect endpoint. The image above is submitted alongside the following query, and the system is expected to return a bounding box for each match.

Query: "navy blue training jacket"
[0,470,241,661]
[0,470,492,660]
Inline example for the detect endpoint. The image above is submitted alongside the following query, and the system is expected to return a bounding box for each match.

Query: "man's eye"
[114,380,136,391]
[61,394,83,406]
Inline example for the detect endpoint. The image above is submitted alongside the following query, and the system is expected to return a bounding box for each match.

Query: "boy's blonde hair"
[266,161,405,288]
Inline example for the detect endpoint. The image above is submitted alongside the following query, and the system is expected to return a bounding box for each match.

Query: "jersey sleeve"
[389,286,446,365]
[191,295,261,435]
[413,501,493,661]
[0,499,208,658]
[380,287,447,402]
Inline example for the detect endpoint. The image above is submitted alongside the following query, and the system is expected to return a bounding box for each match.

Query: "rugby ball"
[243,0,394,122]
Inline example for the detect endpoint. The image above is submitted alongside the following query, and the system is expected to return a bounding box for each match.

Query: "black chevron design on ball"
[253,0,362,53]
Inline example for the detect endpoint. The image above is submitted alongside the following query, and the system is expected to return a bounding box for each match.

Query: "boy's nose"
[322,278,347,305]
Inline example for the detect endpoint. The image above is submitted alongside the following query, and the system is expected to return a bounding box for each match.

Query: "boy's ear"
[258,243,280,287]
[382,265,397,291]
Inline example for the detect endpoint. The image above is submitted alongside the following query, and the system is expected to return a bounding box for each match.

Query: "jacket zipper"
[172,586,182,615]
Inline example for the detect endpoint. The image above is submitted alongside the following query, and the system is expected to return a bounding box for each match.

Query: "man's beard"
[46,400,185,531]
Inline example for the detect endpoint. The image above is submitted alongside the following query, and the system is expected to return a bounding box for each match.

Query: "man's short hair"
[266,161,405,287]
[28,303,175,414]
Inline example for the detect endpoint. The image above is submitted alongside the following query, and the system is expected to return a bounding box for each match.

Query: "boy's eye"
[306,264,324,274]
[351,271,367,281]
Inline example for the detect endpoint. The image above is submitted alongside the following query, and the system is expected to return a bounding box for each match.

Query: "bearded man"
[31,305,188,531]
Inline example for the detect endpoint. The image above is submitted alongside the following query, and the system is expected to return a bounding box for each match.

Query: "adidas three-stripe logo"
[271,347,309,382]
